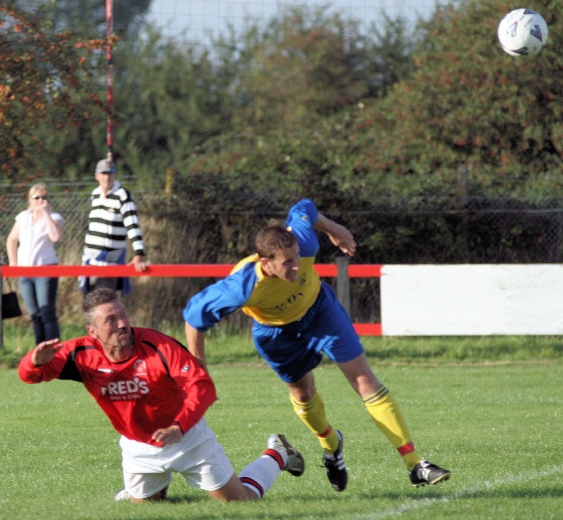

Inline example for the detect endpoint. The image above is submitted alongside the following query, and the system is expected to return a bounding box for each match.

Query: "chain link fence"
[2,182,563,327]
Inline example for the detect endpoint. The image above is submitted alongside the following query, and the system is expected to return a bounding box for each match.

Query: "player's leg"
[207,473,256,501]
[206,433,304,501]
[338,353,451,486]
[337,353,417,459]
[253,315,339,457]
[286,373,346,491]
[114,473,171,502]
[175,419,303,501]
[208,433,304,501]
[252,292,346,491]
[286,373,340,454]
[115,435,172,502]
[317,287,419,462]
[316,283,422,469]
[315,282,451,487]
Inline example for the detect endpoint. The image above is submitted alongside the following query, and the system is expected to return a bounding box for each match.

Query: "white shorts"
[119,418,235,499]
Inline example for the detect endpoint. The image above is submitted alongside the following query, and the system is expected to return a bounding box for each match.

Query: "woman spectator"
[6,183,64,343]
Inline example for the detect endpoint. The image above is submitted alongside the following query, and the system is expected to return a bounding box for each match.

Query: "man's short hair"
[255,220,297,259]
[83,288,120,325]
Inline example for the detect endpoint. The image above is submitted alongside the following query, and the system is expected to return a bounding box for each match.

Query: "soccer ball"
[497,8,548,57]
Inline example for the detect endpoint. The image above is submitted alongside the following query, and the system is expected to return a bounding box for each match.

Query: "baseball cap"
[95,159,116,174]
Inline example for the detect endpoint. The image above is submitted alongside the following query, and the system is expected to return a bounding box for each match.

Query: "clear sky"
[147,0,442,42]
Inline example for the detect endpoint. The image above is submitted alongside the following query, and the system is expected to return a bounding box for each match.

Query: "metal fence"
[2,184,563,326]
[3,189,563,266]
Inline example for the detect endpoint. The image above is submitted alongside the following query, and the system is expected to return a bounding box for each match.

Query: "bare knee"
[287,373,317,402]
[208,474,259,502]
[290,386,316,402]
[212,489,257,502]
[338,355,382,396]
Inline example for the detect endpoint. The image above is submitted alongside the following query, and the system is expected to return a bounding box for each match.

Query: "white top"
[15,209,64,266]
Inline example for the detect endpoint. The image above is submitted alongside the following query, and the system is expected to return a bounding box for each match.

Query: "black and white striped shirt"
[83,180,145,258]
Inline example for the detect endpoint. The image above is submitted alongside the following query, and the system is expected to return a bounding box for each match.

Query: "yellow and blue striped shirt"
[184,199,321,328]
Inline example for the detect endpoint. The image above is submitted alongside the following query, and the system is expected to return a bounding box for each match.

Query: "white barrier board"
[381,264,563,335]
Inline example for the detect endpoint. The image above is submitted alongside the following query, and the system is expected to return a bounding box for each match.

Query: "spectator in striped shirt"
[81,158,147,295]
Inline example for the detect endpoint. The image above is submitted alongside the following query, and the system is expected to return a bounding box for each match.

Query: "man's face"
[260,244,300,283]
[86,301,133,350]
[95,172,116,193]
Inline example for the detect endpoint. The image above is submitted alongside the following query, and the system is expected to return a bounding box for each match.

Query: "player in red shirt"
[18,288,304,503]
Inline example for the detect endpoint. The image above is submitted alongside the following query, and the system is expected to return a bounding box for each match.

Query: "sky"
[147,0,443,42]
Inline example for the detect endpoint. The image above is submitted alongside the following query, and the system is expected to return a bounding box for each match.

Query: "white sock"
[239,455,281,499]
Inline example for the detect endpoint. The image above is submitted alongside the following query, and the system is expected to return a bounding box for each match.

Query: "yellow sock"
[290,391,339,454]
[363,386,422,471]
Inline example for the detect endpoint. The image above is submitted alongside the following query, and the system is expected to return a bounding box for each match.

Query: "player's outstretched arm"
[185,322,207,371]
[314,213,357,257]
[31,338,61,366]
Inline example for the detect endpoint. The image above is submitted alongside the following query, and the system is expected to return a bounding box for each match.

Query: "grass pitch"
[1,342,561,520]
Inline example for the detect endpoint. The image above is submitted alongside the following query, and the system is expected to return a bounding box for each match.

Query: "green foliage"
[181,7,417,196]
[111,28,237,186]
[215,7,413,130]
[3,0,563,268]
[8,4,418,189]
[167,0,562,203]
[356,0,563,194]
[17,0,152,38]
[0,4,107,182]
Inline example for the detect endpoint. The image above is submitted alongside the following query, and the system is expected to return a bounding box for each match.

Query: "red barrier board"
[0,264,382,336]
[1,263,382,278]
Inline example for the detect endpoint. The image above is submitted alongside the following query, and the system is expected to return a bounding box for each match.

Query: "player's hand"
[327,224,357,256]
[32,338,62,366]
[152,424,183,446]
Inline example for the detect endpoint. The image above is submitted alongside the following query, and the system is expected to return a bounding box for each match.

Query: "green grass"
[1,333,562,519]
[2,320,563,367]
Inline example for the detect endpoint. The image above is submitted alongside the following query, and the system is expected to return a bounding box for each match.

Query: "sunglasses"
[31,195,49,200]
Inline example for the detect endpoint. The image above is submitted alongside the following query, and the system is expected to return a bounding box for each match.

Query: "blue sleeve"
[285,199,319,257]
[183,264,257,331]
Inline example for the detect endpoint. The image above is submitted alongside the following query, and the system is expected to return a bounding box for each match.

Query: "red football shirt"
[18,327,217,446]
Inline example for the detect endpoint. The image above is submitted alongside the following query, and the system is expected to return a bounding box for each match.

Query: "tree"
[15,0,152,39]
[179,6,416,199]
[354,0,563,196]
[1,1,157,182]
[0,4,106,183]
[105,27,237,188]
[212,7,414,131]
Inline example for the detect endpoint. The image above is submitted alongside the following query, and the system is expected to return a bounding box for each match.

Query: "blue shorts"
[252,283,364,383]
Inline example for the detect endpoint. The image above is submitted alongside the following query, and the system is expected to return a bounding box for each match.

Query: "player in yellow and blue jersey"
[183,199,451,492]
